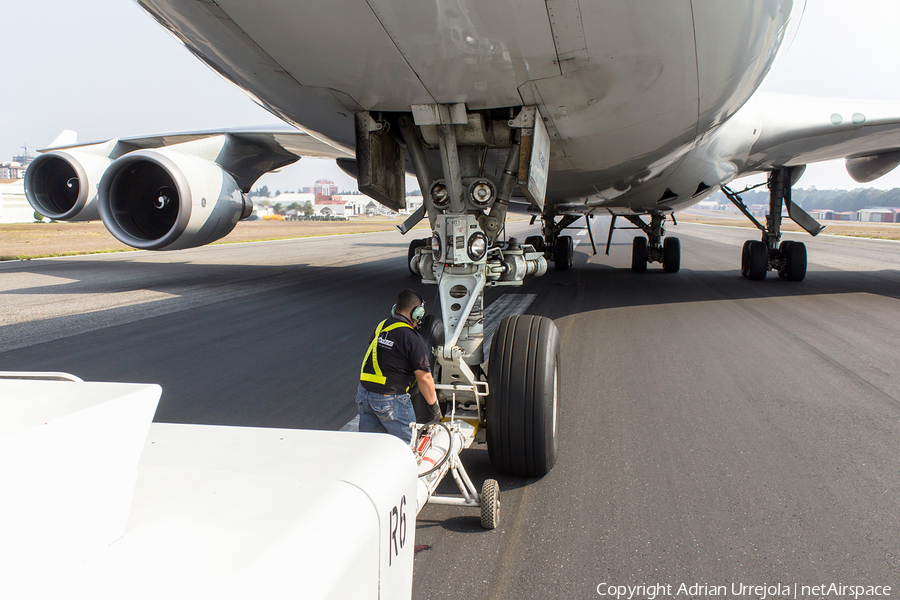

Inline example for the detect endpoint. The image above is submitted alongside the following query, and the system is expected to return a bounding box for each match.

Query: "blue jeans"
[356,384,416,444]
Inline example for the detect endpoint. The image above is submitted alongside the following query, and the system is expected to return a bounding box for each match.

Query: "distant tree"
[302,201,314,216]
[273,202,286,215]
[249,185,270,197]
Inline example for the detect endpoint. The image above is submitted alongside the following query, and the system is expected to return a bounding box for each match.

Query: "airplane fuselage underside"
[136,0,801,214]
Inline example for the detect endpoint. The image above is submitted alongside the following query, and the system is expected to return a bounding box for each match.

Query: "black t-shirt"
[360,315,431,394]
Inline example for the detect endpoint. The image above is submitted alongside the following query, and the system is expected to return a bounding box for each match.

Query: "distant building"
[858,207,900,223]
[748,204,767,218]
[694,200,724,211]
[0,162,27,179]
[833,211,858,221]
[268,185,393,218]
[404,195,424,214]
[810,209,834,220]
[344,196,384,216]
[314,195,347,217]
[1,179,36,223]
[313,179,339,197]
[272,192,315,206]
[1,145,35,180]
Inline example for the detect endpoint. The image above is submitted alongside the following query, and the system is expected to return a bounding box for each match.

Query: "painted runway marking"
[340,414,360,432]
[576,230,588,236]
[341,293,537,432]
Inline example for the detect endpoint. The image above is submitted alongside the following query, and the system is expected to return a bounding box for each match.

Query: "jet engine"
[98,149,253,251]
[24,150,112,221]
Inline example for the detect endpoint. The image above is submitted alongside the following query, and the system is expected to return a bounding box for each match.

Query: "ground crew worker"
[356,289,441,443]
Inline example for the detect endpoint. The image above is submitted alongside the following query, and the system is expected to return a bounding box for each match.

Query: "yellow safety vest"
[360,319,413,386]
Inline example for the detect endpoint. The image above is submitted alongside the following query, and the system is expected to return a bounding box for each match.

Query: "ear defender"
[411,303,425,322]
[393,302,425,321]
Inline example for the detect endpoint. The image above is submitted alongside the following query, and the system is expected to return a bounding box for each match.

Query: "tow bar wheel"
[486,315,560,477]
[480,479,500,529]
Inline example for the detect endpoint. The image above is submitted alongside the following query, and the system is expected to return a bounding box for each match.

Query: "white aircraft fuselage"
[137,0,804,213]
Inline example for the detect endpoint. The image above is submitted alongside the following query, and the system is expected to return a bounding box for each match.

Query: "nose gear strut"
[362,104,560,479]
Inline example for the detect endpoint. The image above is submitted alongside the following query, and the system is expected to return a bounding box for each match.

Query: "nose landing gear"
[390,104,558,479]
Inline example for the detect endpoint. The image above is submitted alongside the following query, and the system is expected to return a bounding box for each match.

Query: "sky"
[4,0,900,192]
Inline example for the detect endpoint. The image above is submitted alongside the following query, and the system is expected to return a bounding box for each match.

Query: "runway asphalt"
[1,219,897,599]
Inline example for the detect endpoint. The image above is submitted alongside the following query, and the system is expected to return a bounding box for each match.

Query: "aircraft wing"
[112,124,352,160]
[744,93,900,182]
[39,123,353,190]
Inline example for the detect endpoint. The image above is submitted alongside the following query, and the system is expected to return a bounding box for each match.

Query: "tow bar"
[411,394,500,530]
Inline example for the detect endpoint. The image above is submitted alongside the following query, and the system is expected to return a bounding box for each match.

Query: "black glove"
[427,401,442,422]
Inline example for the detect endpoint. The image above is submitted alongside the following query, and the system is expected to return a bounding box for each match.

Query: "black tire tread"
[554,236,573,271]
[785,241,807,282]
[487,315,560,477]
[632,237,648,272]
[480,478,500,529]
[663,237,681,273]
[748,240,768,280]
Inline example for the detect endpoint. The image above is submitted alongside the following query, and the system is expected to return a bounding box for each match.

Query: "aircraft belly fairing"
[135,0,797,204]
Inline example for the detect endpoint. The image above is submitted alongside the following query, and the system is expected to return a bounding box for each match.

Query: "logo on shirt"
[378,336,395,348]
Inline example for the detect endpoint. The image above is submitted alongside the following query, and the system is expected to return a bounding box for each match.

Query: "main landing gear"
[535,214,580,272]
[723,167,824,282]
[604,213,680,273]
[366,104,557,479]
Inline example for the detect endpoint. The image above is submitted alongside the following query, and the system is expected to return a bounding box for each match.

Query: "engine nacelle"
[24,150,112,221]
[98,149,252,251]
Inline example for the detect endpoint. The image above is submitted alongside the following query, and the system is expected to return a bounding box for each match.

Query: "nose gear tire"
[486,315,560,477]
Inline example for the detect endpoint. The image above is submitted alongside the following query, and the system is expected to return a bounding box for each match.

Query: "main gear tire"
[486,315,560,477]
[777,241,793,278]
[784,241,807,282]
[741,240,753,277]
[747,240,768,280]
[632,236,648,272]
[554,236,574,271]
[663,237,681,273]
[525,235,545,253]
